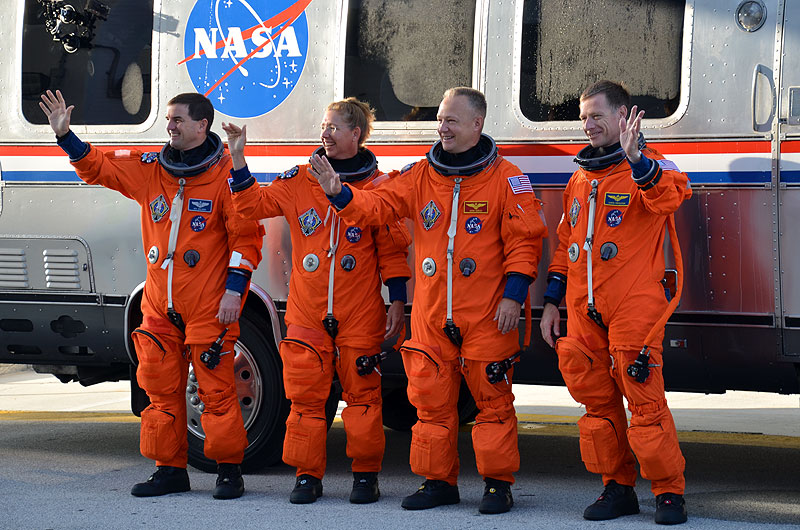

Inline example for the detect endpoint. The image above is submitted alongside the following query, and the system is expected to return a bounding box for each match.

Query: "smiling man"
[312,87,547,515]
[540,80,692,525]
[39,90,264,501]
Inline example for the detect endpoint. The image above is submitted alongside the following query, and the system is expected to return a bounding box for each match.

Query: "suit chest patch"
[463,201,488,214]
[298,207,322,236]
[604,192,631,207]
[568,197,580,227]
[420,200,441,231]
[187,198,213,213]
[345,226,362,243]
[465,217,482,234]
[150,194,169,223]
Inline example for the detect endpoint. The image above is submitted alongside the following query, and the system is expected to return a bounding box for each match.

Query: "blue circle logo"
[606,209,623,228]
[465,216,483,234]
[191,215,207,232]
[345,226,362,243]
[182,0,310,118]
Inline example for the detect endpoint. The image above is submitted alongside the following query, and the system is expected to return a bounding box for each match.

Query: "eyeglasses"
[320,124,347,134]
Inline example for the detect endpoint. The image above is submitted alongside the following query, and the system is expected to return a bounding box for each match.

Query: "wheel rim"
[186,338,264,441]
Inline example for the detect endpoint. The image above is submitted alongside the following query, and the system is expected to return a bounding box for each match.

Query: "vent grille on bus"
[43,249,81,289]
[0,248,29,288]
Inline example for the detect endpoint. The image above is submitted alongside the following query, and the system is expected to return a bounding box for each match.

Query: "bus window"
[520,0,684,122]
[21,0,153,125]
[344,0,475,122]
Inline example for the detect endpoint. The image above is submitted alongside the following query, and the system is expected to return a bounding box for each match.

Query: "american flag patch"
[507,175,533,194]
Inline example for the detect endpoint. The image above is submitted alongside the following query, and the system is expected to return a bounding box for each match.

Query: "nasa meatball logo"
[191,215,207,232]
[606,209,623,228]
[345,226,362,243]
[182,0,310,118]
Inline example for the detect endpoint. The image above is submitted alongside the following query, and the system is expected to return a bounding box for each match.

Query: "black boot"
[131,466,190,497]
[350,472,380,504]
[213,463,244,500]
[583,480,640,520]
[290,474,323,504]
[401,479,460,510]
[478,478,513,514]
[655,492,688,525]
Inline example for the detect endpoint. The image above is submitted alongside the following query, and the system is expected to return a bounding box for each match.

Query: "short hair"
[580,80,631,111]
[443,87,487,118]
[167,93,214,133]
[326,97,376,147]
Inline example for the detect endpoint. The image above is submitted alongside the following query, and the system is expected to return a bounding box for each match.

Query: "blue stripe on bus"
[525,170,772,185]
[0,170,776,185]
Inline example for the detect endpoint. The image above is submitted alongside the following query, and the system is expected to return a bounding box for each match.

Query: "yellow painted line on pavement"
[0,410,139,423]
[3,410,798,449]
[513,413,800,449]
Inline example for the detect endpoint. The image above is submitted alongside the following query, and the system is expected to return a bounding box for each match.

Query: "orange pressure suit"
[548,139,691,495]
[334,135,547,485]
[69,134,264,468]
[230,148,411,480]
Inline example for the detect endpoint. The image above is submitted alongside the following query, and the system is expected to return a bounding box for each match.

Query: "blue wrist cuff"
[225,268,251,294]
[230,165,251,185]
[543,274,567,306]
[328,185,353,209]
[385,277,409,304]
[57,130,89,161]
[503,273,532,305]
[628,154,653,180]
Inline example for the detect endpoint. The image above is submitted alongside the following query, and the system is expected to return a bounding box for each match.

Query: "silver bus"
[1,0,798,470]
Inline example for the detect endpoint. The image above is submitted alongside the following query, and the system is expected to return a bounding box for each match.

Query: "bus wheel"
[186,312,289,473]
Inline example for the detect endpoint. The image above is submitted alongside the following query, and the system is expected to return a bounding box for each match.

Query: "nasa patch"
[568,197,580,227]
[345,226,362,243]
[464,216,482,234]
[187,198,213,213]
[182,0,310,118]
[141,152,158,164]
[420,200,441,231]
[606,209,623,227]
[190,215,207,232]
[280,166,299,179]
[150,194,169,223]
[298,207,322,236]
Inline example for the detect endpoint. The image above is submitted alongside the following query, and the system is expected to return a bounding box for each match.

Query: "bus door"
[777,0,800,358]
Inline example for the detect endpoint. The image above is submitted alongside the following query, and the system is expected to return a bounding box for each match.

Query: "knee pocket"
[140,407,182,462]
[577,415,626,475]
[410,421,455,476]
[132,329,183,394]
[283,412,327,471]
[628,423,685,481]
[400,340,453,410]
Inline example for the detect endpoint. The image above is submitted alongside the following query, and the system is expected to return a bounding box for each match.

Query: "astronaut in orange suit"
[540,81,691,525]
[225,98,411,505]
[40,90,263,500]
[313,88,547,515]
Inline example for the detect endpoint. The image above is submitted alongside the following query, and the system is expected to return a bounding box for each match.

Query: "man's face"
[436,95,483,154]
[320,109,360,160]
[166,103,207,151]
[579,93,627,148]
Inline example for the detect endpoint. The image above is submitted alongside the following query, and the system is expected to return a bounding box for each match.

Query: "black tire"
[381,387,418,431]
[187,311,290,473]
[381,380,478,432]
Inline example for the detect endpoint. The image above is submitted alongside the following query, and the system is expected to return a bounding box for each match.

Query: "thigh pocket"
[555,336,612,404]
[132,329,182,394]
[280,336,329,402]
[400,340,450,409]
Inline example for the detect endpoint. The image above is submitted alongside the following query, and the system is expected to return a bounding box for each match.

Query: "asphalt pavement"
[0,367,799,529]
